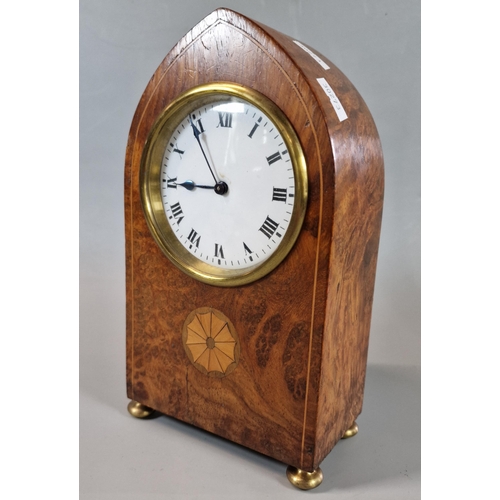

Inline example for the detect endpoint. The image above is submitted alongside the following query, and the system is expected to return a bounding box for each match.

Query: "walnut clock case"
[125,8,383,490]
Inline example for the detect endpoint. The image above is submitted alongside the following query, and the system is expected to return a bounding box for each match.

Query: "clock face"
[140,83,307,286]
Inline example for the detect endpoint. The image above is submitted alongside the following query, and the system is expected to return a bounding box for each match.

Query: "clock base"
[286,466,324,490]
[341,421,359,439]
[127,400,156,419]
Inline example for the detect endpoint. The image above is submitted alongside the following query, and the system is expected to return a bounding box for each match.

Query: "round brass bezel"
[140,82,308,287]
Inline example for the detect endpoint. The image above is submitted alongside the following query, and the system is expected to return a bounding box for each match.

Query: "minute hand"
[189,116,218,184]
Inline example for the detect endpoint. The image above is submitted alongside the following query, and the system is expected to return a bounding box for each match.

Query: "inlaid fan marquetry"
[182,307,240,377]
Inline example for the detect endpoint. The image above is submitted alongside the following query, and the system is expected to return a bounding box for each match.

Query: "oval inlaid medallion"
[182,307,240,377]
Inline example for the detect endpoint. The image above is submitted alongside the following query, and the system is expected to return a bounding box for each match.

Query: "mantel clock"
[125,8,384,490]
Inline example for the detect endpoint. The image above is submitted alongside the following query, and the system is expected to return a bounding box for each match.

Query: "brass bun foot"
[127,400,156,419]
[286,466,323,490]
[342,421,359,439]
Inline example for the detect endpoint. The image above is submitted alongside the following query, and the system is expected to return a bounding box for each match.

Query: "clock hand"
[188,115,218,183]
[178,180,215,190]
[177,179,229,195]
[188,115,229,195]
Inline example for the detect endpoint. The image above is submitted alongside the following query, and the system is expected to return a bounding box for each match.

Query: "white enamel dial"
[141,84,307,286]
[160,96,297,271]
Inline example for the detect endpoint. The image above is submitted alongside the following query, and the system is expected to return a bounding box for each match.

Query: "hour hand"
[177,179,228,195]
[178,180,215,190]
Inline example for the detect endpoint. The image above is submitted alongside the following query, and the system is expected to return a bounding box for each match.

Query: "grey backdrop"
[80,1,420,498]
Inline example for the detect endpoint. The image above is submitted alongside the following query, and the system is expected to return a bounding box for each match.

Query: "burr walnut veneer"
[125,8,384,483]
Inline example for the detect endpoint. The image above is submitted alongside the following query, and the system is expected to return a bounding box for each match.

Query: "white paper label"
[316,77,348,122]
[293,40,330,70]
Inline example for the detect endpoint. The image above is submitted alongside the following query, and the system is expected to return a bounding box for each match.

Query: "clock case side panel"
[318,85,384,464]
[305,55,384,464]
[257,27,385,466]
[124,96,146,400]
[316,60,384,466]
[124,9,335,471]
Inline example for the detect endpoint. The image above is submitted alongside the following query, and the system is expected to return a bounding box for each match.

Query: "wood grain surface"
[125,8,383,471]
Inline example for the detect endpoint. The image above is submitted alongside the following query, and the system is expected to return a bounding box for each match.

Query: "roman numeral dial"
[152,88,305,281]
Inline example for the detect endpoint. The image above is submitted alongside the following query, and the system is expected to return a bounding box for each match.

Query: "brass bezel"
[140,82,308,287]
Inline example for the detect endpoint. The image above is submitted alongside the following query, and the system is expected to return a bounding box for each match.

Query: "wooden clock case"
[125,8,384,478]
